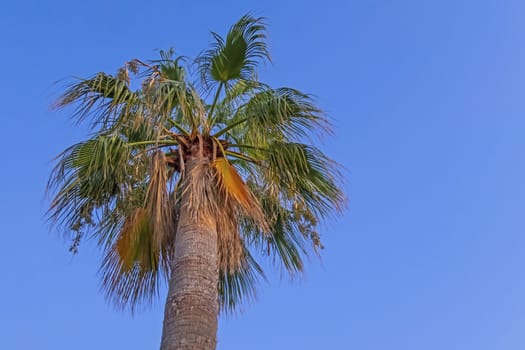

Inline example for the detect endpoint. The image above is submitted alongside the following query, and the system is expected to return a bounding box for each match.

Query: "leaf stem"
[225,150,261,164]
[207,82,224,133]
[167,119,191,137]
[212,117,249,138]
[126,140,179,147]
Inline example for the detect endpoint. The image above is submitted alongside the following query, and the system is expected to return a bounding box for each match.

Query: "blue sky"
[2,0,525,349]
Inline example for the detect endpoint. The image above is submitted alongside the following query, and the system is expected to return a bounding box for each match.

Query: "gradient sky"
[2,0,525,349]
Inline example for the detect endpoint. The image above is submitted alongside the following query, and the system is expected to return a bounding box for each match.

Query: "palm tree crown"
[48,15,345,314]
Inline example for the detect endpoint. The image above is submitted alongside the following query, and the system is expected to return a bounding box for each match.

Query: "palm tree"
[47,15,344,350]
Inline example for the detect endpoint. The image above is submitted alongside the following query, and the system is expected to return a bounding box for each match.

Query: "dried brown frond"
[145,151,174,250]
[116,207,153,271]
[212,158,269,233]
[183,159,219,222]
[101,207,159,310]
[101,206,174,311]
[181,158,248,273]
[215,198,244,273]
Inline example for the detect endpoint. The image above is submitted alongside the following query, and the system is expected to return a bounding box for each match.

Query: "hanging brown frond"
[212,158,269,233]
[183,159,218,222]
[215,198,244,273]
[100,205,175,311]
[101,207,160,311]
[182,159,247,273]
[116,207,154,271]
[145,151,174,250]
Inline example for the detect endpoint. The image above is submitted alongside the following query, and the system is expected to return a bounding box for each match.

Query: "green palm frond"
[198,15,270,90]
[222,79,266,107]
[214,87,329,145]
[242,183,309,276]
[263,142,344,218]
[248,88,328,138]
[56,72,138,130]
[211,79,267,128]
[48,135,134,233]
[156,49,188,82]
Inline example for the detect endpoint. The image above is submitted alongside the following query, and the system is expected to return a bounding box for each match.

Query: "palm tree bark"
[160,159,219,350]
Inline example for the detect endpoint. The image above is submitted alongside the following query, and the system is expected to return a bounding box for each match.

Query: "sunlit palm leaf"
[212,157,264,222]
[198,15,270,89]
[237,88,328,145]
[56,72,138,130]
[48,135,133,233]
[263,142,344,218]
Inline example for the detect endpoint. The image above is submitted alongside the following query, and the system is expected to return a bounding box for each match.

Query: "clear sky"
[2,0,525,349]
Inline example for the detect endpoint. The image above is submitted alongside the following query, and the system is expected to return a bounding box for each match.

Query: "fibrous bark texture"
[160,159,219,350]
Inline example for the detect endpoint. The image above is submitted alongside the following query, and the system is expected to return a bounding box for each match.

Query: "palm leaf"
[47,135,134,234]
[56,72,138,130]
[242,185,308,276]
[198,15,270,90]
[263,142,344,218]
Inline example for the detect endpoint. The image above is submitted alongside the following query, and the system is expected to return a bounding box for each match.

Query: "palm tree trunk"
[160,159,219,350]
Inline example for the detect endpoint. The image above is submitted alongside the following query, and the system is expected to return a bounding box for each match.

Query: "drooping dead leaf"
[212,158,269,233]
